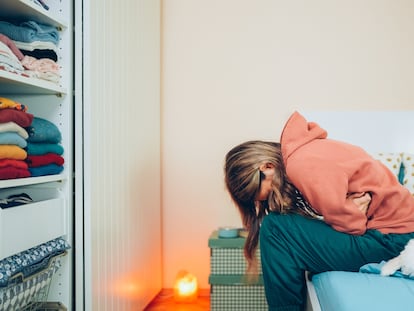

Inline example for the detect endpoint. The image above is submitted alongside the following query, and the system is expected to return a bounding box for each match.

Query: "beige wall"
[161,0,414,288]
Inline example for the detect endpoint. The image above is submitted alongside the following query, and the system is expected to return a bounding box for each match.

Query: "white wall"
[84,0,161,309]
[162,0,414,288]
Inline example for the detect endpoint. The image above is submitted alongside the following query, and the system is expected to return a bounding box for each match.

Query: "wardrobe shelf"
[0,0,67,29]
[0,70,66,95]
[0,174,67,190]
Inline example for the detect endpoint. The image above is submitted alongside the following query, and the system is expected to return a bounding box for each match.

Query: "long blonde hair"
[224,140,301,274]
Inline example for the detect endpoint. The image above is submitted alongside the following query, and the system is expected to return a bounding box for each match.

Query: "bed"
[303,111,414,311]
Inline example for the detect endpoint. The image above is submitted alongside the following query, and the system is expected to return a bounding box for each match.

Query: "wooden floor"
[144,289,210,311]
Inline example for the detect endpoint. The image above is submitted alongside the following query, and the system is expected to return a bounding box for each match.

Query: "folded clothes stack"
[0,97,33,179]
[0,19,60,83]
[0,97,64,180]
[26,116,64,177]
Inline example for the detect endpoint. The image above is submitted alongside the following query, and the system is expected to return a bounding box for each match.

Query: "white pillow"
[371,152,402,178]
[402,153,414,195]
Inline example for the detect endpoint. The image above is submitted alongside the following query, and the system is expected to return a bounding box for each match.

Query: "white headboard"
[302,111,414,154]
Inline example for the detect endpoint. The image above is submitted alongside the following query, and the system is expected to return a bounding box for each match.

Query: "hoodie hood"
[280,111,327,163]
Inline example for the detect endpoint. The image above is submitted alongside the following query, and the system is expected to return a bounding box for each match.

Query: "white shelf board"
[0,0,67,29]
[0,70,66,95]
[0,174,67,189]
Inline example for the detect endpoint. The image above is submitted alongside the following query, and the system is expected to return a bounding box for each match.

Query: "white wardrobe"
[0,0,162,310]
[0,0,77,310]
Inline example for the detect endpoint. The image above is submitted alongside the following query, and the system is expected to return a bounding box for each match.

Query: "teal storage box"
[208,231,268,311]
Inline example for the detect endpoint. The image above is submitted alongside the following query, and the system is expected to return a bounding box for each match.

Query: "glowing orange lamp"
[173,270,198,302]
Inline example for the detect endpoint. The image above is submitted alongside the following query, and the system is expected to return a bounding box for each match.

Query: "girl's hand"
[347,192,371,214]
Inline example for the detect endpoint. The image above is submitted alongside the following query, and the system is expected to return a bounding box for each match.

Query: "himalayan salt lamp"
[173,270,198,302]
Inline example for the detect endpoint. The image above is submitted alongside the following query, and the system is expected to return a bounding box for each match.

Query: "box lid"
[209,274,264,285]
[208,230,246,248]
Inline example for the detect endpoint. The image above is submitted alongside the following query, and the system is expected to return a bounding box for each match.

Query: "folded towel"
[0,166,30,179]
[26,142,64,156]
[0,41,24,72]
[0,109,33,127]
[29,164,63,177]
[26,153,64,167]
[27,117,61,143]
[0,159,28,170]
[14,40,59,54]
[0,145,27,160]
[0,132,27,148]
[0,34,24,60]
[0,20,60,45]
[20,48,58,62]
[0,122,29,139]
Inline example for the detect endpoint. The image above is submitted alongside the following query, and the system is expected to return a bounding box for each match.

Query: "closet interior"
[0,0,74,309]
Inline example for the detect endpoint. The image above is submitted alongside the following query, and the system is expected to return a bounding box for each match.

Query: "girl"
[224,111,414,311]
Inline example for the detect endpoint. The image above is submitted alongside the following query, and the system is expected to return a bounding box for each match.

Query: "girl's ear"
[259,162,275,172]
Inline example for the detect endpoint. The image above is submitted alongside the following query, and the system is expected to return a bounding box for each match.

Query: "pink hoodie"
[281,111,414,235]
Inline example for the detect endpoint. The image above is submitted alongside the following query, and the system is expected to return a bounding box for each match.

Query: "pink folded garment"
[21,55,60,74]
[0,34,24,60]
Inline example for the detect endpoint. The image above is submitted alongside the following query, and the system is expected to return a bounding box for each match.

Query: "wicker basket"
[0,252,65,311]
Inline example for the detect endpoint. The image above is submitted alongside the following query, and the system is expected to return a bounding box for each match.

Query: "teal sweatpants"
[259,213,414,311]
